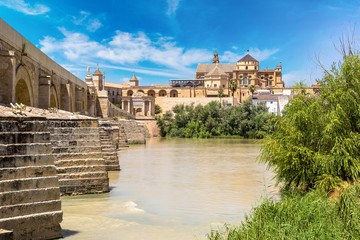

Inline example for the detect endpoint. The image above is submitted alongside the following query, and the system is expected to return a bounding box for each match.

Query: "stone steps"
[0,155,54,168]
[0,120,47,132]
[0,176,59,193]
[51,139,101,147]
[0,200,61,219]
[57,165,106,174]
[55,159,105,167]
[0,143,52,156]
[0,165,56,181]
[52,146,102,154]
[0,132,50,144]
[49,119,109,196]
[99,122,120,171]
[57,171,108,179]
[0,116,62,239]
[0,187,60,206]
[50,133,100,141]
[0,211,62,240]
[54,152,103,160]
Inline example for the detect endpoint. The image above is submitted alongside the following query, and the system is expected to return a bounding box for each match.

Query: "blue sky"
[1,0,359,86]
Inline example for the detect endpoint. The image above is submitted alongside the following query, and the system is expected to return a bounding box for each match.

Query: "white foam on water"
[122,201,145,214]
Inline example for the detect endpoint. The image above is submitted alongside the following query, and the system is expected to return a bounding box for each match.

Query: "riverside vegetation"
[208,55,360,239]
[155,100,275,139]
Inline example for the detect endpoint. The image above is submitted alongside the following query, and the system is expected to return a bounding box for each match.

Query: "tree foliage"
[154,104,162,115]
[260,56,360,192]
[155,99,275,139]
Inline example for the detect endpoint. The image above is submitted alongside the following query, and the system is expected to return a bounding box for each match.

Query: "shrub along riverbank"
[208,55,360,239]
[155,100,275,139]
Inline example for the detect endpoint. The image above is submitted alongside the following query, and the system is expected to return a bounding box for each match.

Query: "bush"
[208,185,360,240]
[155,104,162,115]
[260,56,360,192]
[155,99,275,139]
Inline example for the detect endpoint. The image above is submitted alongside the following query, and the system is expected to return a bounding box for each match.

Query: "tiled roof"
[130,73,138,81]
[238,54,258,62]
[205,64,228,77]
[196,63,236,73]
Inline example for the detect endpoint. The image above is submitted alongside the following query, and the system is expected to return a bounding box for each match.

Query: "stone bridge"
[0,18,88,114]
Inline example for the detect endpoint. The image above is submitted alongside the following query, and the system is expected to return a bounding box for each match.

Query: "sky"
[1,0,360,86]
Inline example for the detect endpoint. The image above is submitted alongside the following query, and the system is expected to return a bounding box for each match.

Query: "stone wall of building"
[138,120,159,138]
[118,120,148,144]
[159,97,234,114]
[0,115,62,239]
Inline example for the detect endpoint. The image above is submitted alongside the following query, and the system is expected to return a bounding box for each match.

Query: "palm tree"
[229,80,238,106]
[217,89,224,105]
[249,85,256,98]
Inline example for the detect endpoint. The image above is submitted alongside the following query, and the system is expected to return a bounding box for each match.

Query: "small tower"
[236,50,259,71]
[212,50,219,64]
[85,65,92,83]
[92,65,103,91]
[129,73,139,86]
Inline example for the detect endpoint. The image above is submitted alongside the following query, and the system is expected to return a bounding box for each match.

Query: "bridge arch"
[15,65,33,106]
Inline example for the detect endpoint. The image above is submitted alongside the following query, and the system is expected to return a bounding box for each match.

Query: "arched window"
[246,66,248,70]
[243,77,248,85]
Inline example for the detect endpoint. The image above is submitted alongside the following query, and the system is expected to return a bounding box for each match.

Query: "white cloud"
[248,48,279,61]
[221,48,279,62]
[283,70,317,87]
[87,18,102,32]
[40,27,102,61]
[0,0,50,15]
[221,51,240,62]
[72,11,102,32]
[39,28,211,78]
[120,77,130,82]
[72,11,90,25]
[166,0,181,16]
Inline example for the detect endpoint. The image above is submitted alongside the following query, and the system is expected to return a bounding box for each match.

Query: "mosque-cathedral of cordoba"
[105,50,291,116]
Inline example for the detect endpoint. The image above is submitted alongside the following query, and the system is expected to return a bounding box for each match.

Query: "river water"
[60,138,277,240]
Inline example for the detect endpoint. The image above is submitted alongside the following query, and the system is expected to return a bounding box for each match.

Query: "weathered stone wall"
[48,119,110,195]
[0,116,62,239]
[158,97,234,114]
[118,120,148,144]
[138,120,159,138]
[98,119,120,171]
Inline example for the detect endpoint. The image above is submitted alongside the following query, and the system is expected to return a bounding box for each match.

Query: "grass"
[208,185,360,240]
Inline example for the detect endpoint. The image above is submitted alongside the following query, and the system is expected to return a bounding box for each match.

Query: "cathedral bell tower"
[212,50,219,64]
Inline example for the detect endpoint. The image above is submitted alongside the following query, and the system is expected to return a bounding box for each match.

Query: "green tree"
[229,80,238,106]
[154,104,162,115]
[217,89,224,105]
[260,55,360,192]
[249,84,256,97]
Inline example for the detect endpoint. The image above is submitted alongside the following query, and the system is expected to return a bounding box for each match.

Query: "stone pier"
[49,118,110,195]
[0,115,62,239]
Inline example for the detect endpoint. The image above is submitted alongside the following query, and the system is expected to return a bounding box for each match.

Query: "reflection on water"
[60,138,277,240]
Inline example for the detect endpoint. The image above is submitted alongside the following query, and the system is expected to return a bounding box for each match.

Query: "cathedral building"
[103,50,291,116]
